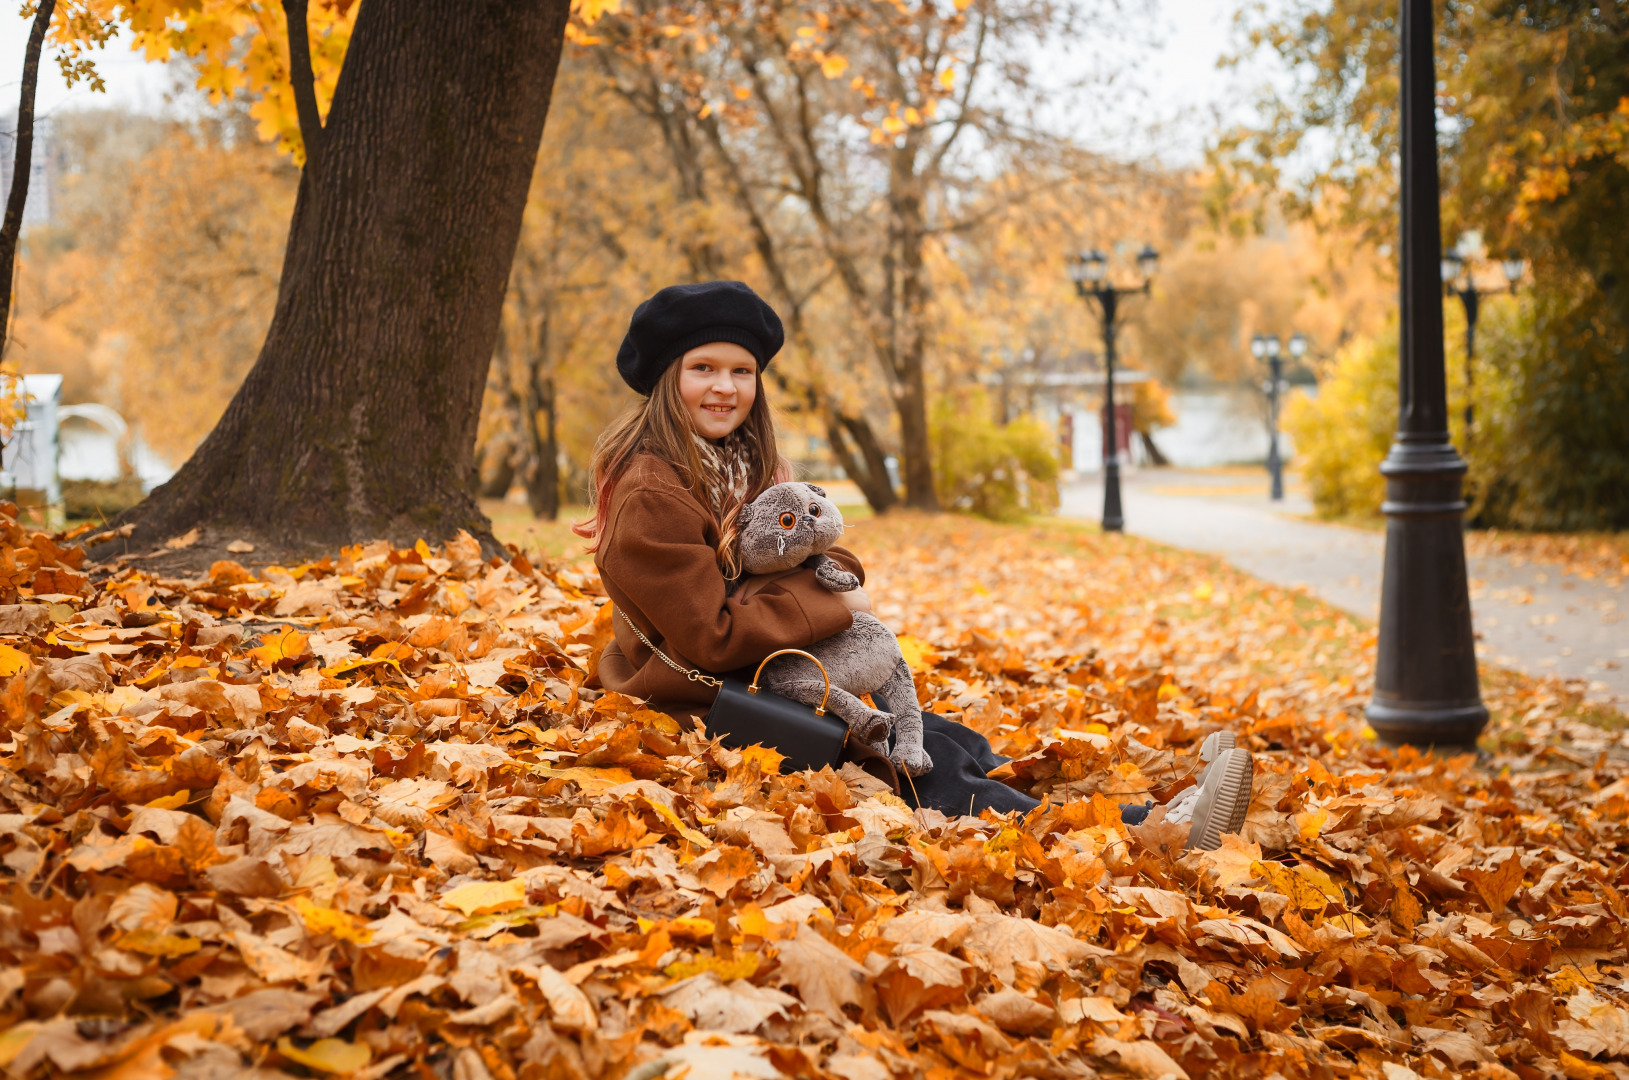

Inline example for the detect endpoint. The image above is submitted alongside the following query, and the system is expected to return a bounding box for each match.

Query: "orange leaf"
[248,627,309,668]
[1461,856,1525,913]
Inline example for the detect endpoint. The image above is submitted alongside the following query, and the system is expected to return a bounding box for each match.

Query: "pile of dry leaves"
[0,504,1625,1080]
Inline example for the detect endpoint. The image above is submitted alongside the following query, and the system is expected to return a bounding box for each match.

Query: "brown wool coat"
[594,453,864,713]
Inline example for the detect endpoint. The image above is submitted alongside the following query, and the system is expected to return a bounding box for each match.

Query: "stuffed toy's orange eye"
[779,511,797,529]
[808,503,821,517]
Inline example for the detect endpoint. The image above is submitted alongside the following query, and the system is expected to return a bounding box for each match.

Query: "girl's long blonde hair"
[574,360,789,579]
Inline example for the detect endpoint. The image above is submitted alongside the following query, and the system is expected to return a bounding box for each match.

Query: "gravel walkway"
[1061,468,1627,709]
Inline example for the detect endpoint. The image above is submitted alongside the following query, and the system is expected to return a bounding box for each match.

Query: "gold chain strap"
[618,608,723,688]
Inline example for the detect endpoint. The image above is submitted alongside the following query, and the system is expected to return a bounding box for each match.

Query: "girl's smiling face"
[677,342,758,440]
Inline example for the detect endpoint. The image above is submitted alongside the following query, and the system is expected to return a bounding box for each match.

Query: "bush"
[1282,329,1400,522]
[1472,277,1629,530]
[1285,279,1629,531]
[930,392,1059,521]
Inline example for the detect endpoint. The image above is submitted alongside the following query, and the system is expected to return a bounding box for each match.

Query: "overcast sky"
[0,0,1285,166]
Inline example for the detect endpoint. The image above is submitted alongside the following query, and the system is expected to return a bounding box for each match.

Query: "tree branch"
[0,0,58,355]
[282,0,325,176]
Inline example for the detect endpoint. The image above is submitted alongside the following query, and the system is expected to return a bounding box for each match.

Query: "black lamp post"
[1250,331,1303,501]
[1068,244,1158,533]
[1366,0,1488,748]
[1441,244,1523,440]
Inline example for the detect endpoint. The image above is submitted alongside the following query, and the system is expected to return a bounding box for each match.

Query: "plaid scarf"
[692,431,754,520]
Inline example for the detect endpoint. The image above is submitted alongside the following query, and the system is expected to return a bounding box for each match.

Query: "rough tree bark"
[100,0,571,558]
[0,0,58,354]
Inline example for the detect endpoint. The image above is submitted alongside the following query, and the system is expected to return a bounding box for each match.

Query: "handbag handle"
[749,649,832,716]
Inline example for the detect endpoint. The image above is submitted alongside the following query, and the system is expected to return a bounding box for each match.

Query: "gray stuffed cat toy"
[735,482,932,777]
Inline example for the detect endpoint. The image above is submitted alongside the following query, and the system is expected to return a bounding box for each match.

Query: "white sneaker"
[1184,747,1255,852]
[1196,730,1237,782]
[1163,785,1202,825]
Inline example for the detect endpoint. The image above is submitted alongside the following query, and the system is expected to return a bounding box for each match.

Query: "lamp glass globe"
[1083,249,1108,283]
[1136,244,1160,279]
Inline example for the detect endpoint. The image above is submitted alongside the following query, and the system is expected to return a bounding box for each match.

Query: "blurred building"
[1,374,62,527]
[0,113,55,229]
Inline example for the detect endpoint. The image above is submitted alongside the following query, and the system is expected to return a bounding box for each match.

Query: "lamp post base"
[1366,439,1488,748]
[1102,460,1124,532]
[1365,700,1488,749]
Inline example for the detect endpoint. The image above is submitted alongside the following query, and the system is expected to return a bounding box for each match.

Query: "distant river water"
[1068,385,1307,469]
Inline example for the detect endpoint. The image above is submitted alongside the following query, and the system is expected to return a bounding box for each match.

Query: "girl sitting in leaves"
[575,280,1253,850]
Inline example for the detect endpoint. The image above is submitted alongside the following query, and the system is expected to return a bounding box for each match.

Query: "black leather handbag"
[710,649,847,773]
[619,610,897,788]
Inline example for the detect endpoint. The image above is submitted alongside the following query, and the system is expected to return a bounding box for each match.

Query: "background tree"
[48,0,575,558]
[0,0,56,357]
[9,107,294,483]
[1219,0,1629,528]
[482,60,698,519]
[588,0,1134,512]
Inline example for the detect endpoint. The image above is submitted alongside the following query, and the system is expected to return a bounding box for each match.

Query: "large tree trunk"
[102,0,570,559]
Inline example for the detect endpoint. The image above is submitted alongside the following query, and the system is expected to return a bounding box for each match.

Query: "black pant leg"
[915,711,1010,771]
[871,697,1009,772]
[902,722,1040,817]
[1120,801,1155,825]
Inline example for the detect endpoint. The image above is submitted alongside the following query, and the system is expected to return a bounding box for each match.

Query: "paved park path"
[1060,469,1628,710]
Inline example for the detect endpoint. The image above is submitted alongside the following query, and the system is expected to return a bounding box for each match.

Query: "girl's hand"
[837,586,873,614]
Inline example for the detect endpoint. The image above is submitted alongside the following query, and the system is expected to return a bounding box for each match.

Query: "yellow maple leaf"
[440,877,527,918]
[737,744,787,776]
[248,627,309,668]
[0,1023,39,1068]
[144,789,190,810]
[633,793,711,848]
[1293,807,1328,840]
[1252,860,1340,911]
[1550,964,1601,996]
[664,952,759,980]
[572,0,622,21]
[820,54,849,79]
[897,634,938,673]
[734,903,787,941]
[276,1037,371,1075]
[0,643,31,677]
[293,898,374,945]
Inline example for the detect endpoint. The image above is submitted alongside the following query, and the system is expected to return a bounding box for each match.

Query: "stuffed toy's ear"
[737,501,755,527]
[805,483,828,498]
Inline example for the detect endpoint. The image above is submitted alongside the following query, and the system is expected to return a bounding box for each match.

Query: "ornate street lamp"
[1068,245,1158,532]
[1251,332,1301,501]
[1366,0,1487,748]
[1441,241,1523,439]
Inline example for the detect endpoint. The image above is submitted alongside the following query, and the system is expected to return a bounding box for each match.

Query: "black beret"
[616,280,785,396]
